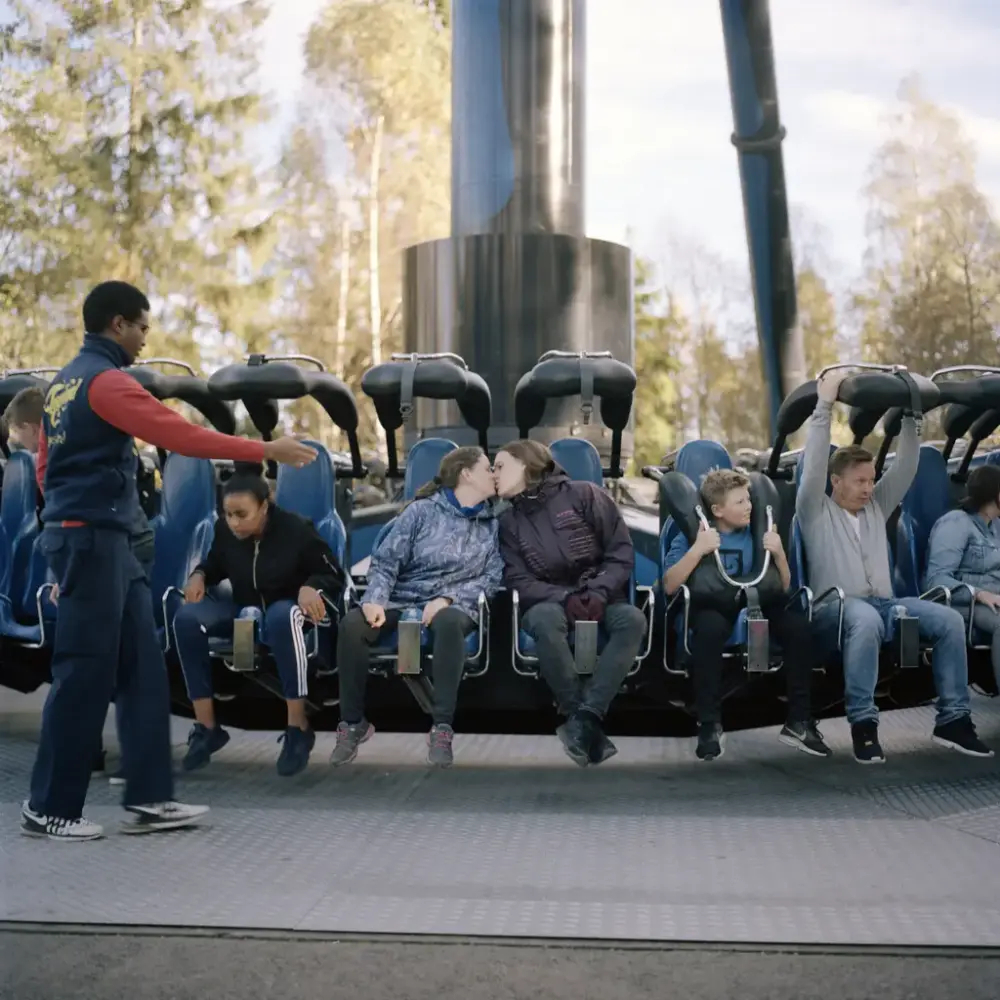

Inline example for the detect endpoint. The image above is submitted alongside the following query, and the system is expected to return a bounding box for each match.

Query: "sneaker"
[108,768,125,786]
[276,726,316,777]
[779,720,833,758]
[695,722,725,761]
[182,723,230,771]
[20,802,103,842]
[329,720,374,766]
[556,710,592,767]
[427,724,455,767]
[120,801,210,835]
[585,716,618,765]
[932,717,995,758]
[851,720,885,764]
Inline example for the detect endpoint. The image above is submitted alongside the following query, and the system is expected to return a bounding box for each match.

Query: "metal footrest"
[746,613,770,673]
[396,619,423,676]
[573,620,599,675]
[231,617,257,673]
[897,612,920,668]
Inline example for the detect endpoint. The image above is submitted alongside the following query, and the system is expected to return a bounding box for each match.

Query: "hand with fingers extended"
[421,596,451,626]
[262,437,318,469]
[975,590,1000,612]
[298,585,327,623]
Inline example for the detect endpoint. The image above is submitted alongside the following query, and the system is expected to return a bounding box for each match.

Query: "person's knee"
[264,600,299,635]
[844,600,884,646]
[430,605,469,634]
[173,601,206,633]
[525,601,567,635]
[609,603,646,639]
[339,607,371,639]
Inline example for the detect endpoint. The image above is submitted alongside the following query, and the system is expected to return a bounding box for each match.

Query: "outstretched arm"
[88,369,266,463]
[873,415,919,515]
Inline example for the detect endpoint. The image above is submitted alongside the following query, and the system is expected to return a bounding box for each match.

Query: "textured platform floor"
[4,932,1000,1000]
[3,691,1000,947]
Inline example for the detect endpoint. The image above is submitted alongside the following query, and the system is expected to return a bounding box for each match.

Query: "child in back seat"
[663,469,831,762]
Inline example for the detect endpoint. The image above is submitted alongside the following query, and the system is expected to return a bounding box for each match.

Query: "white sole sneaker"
[20,802,104,841]
[120,802,210,835]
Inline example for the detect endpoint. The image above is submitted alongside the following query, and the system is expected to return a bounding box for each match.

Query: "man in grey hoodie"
[798,369,993,764]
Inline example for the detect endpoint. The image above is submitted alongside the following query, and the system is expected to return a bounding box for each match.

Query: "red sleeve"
[88,369,266,463]
[36,430,48,494]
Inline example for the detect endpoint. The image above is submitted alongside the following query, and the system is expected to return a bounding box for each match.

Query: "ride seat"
[403,439,457,500]
[274,440,346,565]
[894,445,954,599]
[0,521,44,645]
[0,451,51,625]
[549,437,603,485]
[151,454,217,647]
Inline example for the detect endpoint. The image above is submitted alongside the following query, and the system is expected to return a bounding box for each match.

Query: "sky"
[257,0,1000,291]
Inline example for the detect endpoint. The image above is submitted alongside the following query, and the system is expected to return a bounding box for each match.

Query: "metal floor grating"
[2,689,1000,946]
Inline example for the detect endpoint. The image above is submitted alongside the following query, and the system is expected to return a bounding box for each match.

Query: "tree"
[0,0,276,369]
[856,76,1000,374]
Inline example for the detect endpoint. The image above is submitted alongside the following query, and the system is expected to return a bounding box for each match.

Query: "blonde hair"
[700,469,750,510]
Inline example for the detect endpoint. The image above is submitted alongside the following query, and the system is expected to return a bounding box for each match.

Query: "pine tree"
[0,0,275,369]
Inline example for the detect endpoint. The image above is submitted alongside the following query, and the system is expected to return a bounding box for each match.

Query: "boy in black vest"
[21,280,318,842]
[662,468,830,762]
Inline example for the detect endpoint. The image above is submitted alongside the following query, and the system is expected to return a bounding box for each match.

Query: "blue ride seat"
[512,437,653,677]
[0,521,44,646]
[151,454,218,649]
[549,437,604,484]
[403,438,457,500]
[658,440,734,580]
[0,451,56,628]
[274,440,346,566]
[362,516,488,674]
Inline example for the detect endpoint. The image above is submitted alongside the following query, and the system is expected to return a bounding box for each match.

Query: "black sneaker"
[695,722,725,761]
[20,801,103,842]
[932,717,995,758]
[588,725,618,765]
[851,720,885,764]
[427,724,455,767]
[120,801,209,835]
[329,719,374,766]
[182,723,230,771]
[556,710,592,767]
[276,726,316,776]
[779,720,833,757]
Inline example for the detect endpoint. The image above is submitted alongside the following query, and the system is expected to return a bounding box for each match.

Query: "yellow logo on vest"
[44,377,83,446]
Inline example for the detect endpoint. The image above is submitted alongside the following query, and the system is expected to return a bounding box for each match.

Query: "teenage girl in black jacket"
[172,470,345,777]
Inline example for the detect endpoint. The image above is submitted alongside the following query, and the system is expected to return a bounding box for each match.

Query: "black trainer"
[276,726,315,776]
[696,722,725,761]
[932,717,994,758]
[588,724,618,765]
[779,720,833,757]
[182,722,230,771]
[851,720,885,764]
[556,710,592,767]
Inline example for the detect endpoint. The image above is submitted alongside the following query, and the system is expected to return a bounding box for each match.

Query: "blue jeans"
[813,596,970,726]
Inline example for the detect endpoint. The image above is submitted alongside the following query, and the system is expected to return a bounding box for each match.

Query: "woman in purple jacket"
[494,439,646,767]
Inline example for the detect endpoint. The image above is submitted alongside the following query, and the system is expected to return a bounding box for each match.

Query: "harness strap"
[579,358,595,425]
[400,358,418,423]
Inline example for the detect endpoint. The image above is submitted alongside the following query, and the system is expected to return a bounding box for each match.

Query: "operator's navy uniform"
[28,335,174,819]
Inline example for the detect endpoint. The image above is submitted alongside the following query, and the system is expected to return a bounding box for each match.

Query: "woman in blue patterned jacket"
[925,464,1000,692]
[331,446,503,767]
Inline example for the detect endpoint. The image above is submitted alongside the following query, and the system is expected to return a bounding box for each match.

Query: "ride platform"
[2,690,1000,949]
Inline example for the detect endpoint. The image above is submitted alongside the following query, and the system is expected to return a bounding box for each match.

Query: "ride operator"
[21,280,318,842]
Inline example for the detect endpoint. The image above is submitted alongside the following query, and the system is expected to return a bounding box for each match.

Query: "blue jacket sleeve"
[363,505,421,607]
[923,512,973,600]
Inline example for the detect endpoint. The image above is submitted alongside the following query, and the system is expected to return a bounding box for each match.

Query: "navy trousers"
[29,525,174,819]
[173,597,314,701]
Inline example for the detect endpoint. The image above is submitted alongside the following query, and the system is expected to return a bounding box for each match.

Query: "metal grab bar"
[931,365,1000,380]
[390,351,468,369]
[246,353,326,371]
[538,349,614,362]
[2,366,60,377]
[131,357,197,376]
[694,504,774,589]
[815,362,906,379]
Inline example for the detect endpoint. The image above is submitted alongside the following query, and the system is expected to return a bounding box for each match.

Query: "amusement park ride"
[2,0,999,739]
